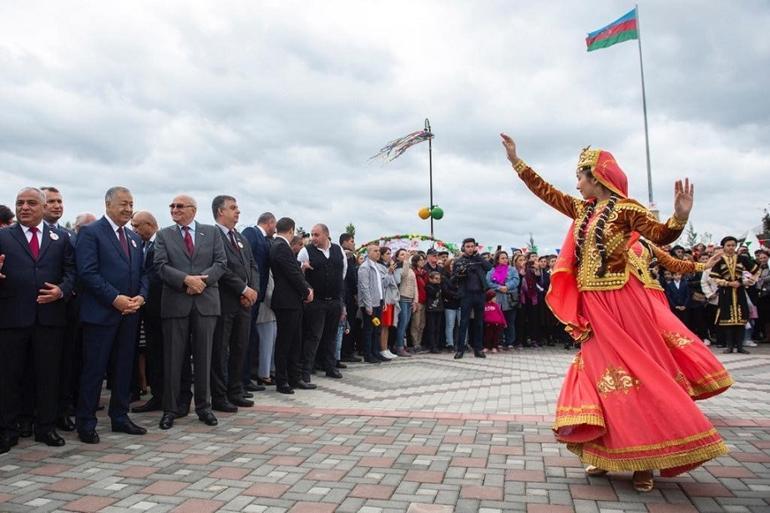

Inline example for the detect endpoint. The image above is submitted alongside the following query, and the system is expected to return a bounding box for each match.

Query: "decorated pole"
[426,118,434,240]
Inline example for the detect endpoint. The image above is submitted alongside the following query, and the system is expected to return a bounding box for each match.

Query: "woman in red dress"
[500,134,732,492]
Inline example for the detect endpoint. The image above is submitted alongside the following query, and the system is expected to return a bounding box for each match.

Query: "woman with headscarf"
[500,134,732,492]
[486,251,520,349]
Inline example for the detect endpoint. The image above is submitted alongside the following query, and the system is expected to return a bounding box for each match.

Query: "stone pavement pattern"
[0,347,768,513]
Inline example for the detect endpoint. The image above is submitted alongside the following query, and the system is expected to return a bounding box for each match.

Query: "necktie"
[28,226,40,259]
[228,230,240,252]
[118,227,130,257]
[182,226,194,256]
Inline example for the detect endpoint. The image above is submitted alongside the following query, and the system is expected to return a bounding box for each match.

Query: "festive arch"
[357,234,458,254]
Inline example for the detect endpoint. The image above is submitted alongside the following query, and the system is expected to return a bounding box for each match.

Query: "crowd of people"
[0,185,767,459]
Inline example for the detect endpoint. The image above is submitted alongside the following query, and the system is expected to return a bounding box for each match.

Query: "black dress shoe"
[340,355,362,363]
[18,420,33,438]
[243,391,254,398]
[0,439,8,454]
[229,396,254,408]
[159,413,175,430]
[737,349,750,354]
[245,380,263,392]
[454,352,464,359]
[132,398,162,413]
[198,411,218,426]
[56,415,76,432]
[291,380,317,390]
[2,434,18,449]
[78,430,100,444]
[35,430,66,447]
[111,419,147,435]
[336,361,347,369]
[364,357,381,364]
[276,384,295,394]
[474,351,487,358]
[212,401,238,413]
[325,369,343,379]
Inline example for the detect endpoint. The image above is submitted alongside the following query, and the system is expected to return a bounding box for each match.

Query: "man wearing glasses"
[153,195,227,430]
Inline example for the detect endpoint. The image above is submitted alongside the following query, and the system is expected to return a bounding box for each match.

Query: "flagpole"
[635,4,654,207]
[426,118,434,241]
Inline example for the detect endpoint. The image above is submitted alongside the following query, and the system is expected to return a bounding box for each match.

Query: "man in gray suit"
[154,195,227,430]
[210,195,260,412]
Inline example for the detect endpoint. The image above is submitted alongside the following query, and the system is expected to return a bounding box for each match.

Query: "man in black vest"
[297,224,347,383]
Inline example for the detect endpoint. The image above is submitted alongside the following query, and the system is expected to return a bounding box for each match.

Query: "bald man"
[130,211,167,413]
[297,224,347,382]
[154,195,227,430]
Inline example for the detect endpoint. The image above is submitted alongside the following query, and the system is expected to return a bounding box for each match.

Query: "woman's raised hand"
[500,133,519,165]
[674,178,694,220]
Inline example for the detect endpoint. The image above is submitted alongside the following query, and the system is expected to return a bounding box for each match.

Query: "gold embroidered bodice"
[516,164,686,291]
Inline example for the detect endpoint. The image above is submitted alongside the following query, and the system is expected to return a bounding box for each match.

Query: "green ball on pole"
[430,206,444,220]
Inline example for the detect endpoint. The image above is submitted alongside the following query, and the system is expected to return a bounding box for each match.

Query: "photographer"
[451,238,492,359]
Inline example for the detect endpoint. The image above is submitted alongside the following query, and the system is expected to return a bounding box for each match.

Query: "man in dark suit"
[130,211,166,413]
[75,187,148,444]
[211,196,260,412]
[241,212,275,389]
[0,187,76,452]
[154,194,227,430]
[37,187,77,433]
[270,217,314,394]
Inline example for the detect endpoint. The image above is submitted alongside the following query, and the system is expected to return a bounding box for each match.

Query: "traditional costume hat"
[577,147,628,199]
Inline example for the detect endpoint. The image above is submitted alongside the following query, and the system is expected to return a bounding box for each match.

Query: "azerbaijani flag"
[586,8,638,52]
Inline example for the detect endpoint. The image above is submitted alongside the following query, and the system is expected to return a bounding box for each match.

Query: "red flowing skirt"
[553,276,732,477]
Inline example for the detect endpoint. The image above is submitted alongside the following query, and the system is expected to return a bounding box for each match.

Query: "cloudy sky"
[1,0,768,252]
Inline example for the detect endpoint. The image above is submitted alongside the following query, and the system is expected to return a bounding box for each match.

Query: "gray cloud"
[0,0,767,252]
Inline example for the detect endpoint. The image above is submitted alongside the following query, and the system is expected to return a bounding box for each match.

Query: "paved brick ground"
[1,346,768,512]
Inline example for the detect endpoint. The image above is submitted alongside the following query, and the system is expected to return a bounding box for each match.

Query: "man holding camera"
[452,238,492,359]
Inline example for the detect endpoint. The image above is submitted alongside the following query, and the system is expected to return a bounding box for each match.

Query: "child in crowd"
[483,289,507,352]
[424,271,445,353]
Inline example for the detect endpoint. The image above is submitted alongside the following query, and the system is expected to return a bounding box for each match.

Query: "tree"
[685,223,698,248]
[700,232,713,245]
[345,223,356,237]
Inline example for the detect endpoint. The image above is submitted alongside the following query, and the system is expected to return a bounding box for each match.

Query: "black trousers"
[458,293,485,353]
[273,308,303,387]
[58,298,82,417]
[302,299,342,381]
[162,310,216,416]
[360,305,382,360]
[341,298,360,358]
[212,307,251,401]
[424,311,443,351]
[243,302,262,386]
[77,317,139,432]
[0,326,63,437]
[721,325,745,351]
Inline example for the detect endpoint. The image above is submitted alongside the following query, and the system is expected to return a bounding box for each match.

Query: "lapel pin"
[49,231,59,241]
[130,239,137,248]
[237,241,244,248]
